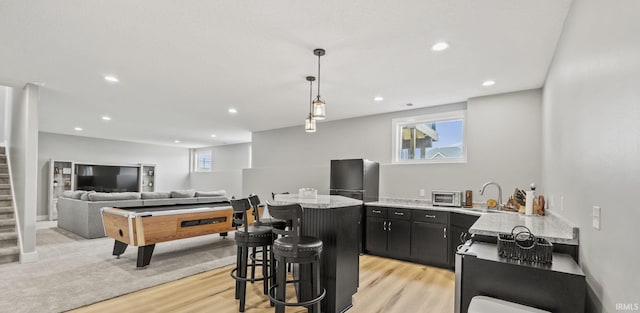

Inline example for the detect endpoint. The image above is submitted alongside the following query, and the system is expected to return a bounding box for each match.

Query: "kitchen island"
[272,194,362,313]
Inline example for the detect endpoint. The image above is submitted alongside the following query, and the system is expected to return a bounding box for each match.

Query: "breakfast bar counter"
[272,194,362,313]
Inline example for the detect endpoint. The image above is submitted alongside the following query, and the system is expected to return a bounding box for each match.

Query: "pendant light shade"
[305,76,317,133]
[312,48,326,120]
[313,97,326,120]
[305,113,316,132]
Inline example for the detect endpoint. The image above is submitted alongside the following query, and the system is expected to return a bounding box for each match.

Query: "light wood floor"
[70,255,454,313]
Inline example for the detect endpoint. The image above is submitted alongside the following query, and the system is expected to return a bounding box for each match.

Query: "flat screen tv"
[75,164,139,192]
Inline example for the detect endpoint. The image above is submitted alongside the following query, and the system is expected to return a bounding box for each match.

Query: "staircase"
[0,147,19,265]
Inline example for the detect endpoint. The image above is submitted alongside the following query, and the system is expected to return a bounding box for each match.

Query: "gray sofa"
[57,190,228,239]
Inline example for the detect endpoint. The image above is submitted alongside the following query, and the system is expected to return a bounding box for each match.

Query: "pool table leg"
[137,244,156,268]
[113,240,128,258]
[220,232,228,238]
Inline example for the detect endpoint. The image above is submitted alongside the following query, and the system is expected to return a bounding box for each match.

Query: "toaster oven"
[432,190,463,207]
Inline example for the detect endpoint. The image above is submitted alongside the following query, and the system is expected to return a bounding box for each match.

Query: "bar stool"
[247,194,287,290]
[266,202,325,313]
[249,194,288,230]
[229,198,274,312]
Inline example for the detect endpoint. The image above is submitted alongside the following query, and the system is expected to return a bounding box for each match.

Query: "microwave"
[432,190,463,207]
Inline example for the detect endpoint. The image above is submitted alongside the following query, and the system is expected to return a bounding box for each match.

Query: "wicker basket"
[497,226,553,264]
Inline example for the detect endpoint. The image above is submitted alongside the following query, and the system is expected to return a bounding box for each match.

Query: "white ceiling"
[0,0,572,148]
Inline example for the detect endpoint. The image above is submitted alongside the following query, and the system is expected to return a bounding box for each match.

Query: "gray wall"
[188,142,251,198]
[542,0,640,312]
[6,84,39,262]
[37,132,191,218]
[245,89,542,203]
[0,86,6,142]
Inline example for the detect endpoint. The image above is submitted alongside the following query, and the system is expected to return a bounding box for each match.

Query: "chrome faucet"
[480,181,503,210]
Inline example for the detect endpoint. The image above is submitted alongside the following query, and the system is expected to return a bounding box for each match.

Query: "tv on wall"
[75,164,139,192]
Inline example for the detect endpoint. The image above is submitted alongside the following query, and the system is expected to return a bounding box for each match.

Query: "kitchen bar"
[272,194,362,313]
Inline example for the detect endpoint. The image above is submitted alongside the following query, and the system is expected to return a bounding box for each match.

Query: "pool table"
[100,203,258,267]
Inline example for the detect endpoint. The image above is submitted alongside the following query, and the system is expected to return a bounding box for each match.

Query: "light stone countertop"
[469,212,579,245]
[365,198,579,245]
[272,194,363,209]
[365,198,491,216]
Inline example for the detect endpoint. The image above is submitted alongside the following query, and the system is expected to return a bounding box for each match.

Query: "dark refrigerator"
[329,159,379,253]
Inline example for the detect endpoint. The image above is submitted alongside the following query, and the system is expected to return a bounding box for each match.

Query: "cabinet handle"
[425,214,437,218]
[372,210,382,214]
[394,212,404,216]
[444,227,447,239]
[383,221,387,231]
[389,221,392,231]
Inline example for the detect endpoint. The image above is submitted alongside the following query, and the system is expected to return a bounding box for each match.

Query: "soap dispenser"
[525,183,536,216]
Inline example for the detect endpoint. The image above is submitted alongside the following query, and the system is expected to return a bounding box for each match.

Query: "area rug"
[0,227,237,313]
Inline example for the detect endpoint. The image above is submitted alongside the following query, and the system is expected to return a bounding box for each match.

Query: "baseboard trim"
[20,250,38,263]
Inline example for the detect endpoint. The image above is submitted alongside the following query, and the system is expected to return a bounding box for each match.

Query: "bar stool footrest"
[268,284,326,307]
[230,267,272,282]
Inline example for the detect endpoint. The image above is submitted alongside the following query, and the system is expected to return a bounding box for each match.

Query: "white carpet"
[0,227,237,312]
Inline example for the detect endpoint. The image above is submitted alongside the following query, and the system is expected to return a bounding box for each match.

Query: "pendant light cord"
[309,79,313,113]
[316,54,321,99]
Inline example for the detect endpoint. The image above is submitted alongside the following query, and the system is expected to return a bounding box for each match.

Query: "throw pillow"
[80,191,96,201]
[170,190,196,198]
[195,190,227,197]
[141,192,170,199]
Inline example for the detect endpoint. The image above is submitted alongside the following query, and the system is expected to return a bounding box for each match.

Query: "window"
[392,110,466,164]
[193,149,212,172]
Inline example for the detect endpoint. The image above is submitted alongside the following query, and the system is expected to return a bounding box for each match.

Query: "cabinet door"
[387,219,411,259]
[366,217,387,254]
[411,221,449,265]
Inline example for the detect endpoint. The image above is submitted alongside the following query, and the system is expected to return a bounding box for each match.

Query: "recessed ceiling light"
[101,116,111,121]
[74,127,83,131]
[210,134,217,138]
[482,80,496,86]
[228,108,238,114]
[373,96,384,102]
[406,103,414,107]
[104,75,119,83]
[174,140,181,143]
[431,42,449,52]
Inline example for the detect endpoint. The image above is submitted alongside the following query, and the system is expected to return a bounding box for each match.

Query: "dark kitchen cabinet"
[386,219,411,258]
[366,217,387,254]
[365,207,411,259]
[411,209,449,266]
[411,221,448,265]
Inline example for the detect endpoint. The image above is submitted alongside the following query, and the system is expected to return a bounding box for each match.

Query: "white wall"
[0,86,6,143]
[6,84,39,262]
[37,132,191,218]
[245,89,542,203]
[188,142,251,198]
[542,0,640,312]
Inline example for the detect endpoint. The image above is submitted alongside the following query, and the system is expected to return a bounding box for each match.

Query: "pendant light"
[305,76,317,133]
[312,48,326,120]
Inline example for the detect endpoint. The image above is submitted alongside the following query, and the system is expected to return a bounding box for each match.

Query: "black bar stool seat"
[234,225,273,244]
[273,236,322,259]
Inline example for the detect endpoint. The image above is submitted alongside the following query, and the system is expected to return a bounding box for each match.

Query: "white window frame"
[391,110,467,164]
[192,148,213,172]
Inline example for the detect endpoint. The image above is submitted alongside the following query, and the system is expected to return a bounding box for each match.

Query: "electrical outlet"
[419,189,425,197]
[593,206,601,230]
